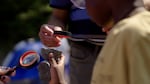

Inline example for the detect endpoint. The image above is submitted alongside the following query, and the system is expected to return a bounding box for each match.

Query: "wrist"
[53,26,63,31]
[46,24,63,31]
[59,81,67,84]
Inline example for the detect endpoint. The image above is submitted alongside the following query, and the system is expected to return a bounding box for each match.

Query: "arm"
[39,8,70,47]
[48,8,70,30]
[0,66,16,84]
[49,53,67,84]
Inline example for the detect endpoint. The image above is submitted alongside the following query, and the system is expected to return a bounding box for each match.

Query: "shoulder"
[112,12,150,39]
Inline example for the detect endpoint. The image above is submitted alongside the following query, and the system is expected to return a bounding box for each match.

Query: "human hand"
[0,75,12,84]
[0,66,16,84]
[39,24,63,47]
[49,53,66,84]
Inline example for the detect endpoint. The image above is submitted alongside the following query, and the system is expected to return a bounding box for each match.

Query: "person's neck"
[113,5,135,23]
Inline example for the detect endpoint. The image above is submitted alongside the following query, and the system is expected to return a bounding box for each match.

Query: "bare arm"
[39,8,70,47]
[49,53,67,84]
[48,8,70,30]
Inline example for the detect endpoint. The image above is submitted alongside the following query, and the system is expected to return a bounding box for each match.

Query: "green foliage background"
[0,0,52,64]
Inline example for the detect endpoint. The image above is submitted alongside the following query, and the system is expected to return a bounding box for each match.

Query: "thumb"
[51,58,57,67]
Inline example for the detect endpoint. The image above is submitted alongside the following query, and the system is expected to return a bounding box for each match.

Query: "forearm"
[48,16,67,30]
[49,68,67,84]
[49,59,67,84]
[49,75,67,84]
[57,70,67,84]
[47,8,69,30]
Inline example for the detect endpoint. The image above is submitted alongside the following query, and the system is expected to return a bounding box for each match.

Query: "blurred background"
[0,0,70,83]
[0,0,52,64]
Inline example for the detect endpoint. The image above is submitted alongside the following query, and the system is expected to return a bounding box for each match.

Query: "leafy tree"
[0,0,52,63]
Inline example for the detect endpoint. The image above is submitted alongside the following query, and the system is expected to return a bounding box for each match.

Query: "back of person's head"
[85,0,146,27]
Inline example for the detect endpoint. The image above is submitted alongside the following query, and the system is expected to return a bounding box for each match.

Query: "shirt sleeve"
[50,0,72,9]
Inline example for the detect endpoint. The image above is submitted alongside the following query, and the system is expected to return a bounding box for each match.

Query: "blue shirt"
[50,0,90,21]
[50,0,106,40]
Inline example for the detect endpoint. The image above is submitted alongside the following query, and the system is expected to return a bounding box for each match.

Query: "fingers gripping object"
[0,48,62,83]
[54,31,72,38]
[44,25,72,38]
[38,48,62,83]
[41,48,62,64]
[44,31,72,38]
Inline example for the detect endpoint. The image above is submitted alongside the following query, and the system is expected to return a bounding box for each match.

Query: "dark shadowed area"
[0,0,52,64]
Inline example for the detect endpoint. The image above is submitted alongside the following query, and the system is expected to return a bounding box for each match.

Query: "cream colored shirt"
[91,11,150,84]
